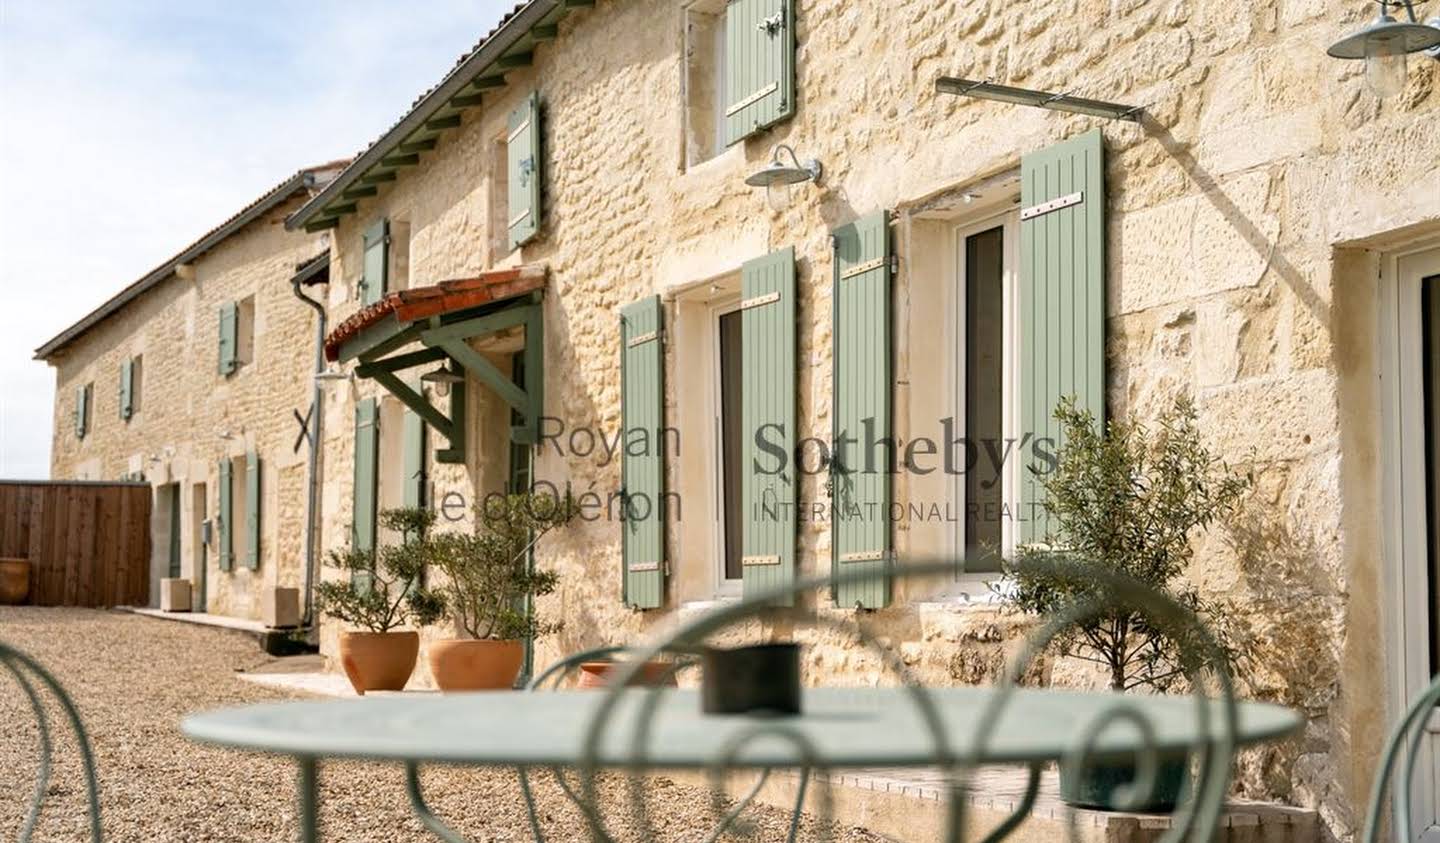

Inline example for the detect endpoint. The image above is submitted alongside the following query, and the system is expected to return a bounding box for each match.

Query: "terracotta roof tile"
[324,264,546,361]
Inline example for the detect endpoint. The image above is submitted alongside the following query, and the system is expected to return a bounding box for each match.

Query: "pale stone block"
[1195,297,1246,387]
[160,578,191,613]
[261,586,300,629]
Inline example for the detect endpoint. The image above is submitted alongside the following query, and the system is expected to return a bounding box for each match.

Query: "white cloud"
[0,0,515,478]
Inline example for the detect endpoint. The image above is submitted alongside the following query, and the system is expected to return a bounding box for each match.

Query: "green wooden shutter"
[119,359,134,420]
[740,247,797,604]
[353,397,380,589]
[1019,129,1106,545]
[245,447,261,570]
[361,220,389,307]
[723,0,795,146]
[74,385,88,439]
[218,302,238,375]
[832,210,893,609]
[507,92,542,249]
[402,408,427,509]
[218,458,233,572]
[620,296,665,609]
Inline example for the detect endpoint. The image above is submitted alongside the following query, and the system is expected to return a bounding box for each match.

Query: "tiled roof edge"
[35,161,349,360]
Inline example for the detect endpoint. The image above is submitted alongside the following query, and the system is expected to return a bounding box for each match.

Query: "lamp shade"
[1327,16,1440,58]
[745,161,817,187]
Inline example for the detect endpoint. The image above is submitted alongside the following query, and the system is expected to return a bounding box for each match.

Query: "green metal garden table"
[182,686,1303,842]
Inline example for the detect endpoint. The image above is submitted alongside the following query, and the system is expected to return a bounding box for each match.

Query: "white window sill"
[913,573,1011,611]
[681,142,745,179]
[679,596,741,612]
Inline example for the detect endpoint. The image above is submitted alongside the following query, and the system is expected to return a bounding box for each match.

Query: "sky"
[0,0,517,479]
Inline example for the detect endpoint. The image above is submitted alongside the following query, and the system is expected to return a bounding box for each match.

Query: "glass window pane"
[719,309,744,581]
[965,227,1004,572]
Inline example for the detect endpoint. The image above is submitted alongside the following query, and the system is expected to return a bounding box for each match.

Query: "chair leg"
[406,762,475,843]
[2,644,104,843]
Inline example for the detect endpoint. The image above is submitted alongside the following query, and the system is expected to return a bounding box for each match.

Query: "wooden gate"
[0,480,151,607]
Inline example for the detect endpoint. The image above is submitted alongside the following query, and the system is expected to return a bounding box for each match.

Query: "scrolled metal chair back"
[569,557,1240,843]
[1362,671,1440,843]
[3,640,104,842]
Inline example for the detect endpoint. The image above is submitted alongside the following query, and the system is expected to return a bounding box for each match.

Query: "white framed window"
[488,132,511,263]
[708,295,745,596]
[944,210,1020,598]
[235,295,256,368]
[682,0,728,169]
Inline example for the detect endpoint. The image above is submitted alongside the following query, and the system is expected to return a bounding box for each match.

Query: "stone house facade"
[286,0,1440,838]
[32,0,1440,837]
[37,163,345,622]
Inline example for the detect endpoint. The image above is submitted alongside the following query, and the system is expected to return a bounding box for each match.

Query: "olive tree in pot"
[1002,397,1252,811]
[417,491,576,691]
[316,508,444,695]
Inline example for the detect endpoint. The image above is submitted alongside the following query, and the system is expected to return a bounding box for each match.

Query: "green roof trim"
[286,0,579,231]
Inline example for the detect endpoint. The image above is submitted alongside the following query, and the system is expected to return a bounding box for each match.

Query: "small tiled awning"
[324,264,545,361]
[327,263,547,461]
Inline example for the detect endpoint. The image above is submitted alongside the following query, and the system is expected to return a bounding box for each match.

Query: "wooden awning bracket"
[350,294,544,463]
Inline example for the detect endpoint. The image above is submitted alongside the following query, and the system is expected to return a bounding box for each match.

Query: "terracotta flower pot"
[338,630,418,695]
[577,660,679,689]
[0,558,31,605]
[427,639,524,691]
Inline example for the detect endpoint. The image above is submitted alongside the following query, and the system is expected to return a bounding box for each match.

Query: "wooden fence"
[0,481,151,607]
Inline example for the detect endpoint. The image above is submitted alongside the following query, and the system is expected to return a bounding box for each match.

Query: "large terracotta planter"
[0,558,31,605]
[338,631,418,695]
[577,660,679,689]
[427,639,524,691]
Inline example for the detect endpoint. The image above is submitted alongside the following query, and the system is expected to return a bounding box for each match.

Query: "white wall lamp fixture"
[419,363,464,398]
[1327,0,1440,99]
[746,144,822,212]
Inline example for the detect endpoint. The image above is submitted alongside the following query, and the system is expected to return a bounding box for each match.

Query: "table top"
[183,687,1302,769]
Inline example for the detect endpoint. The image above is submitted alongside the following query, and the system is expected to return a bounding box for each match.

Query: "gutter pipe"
[292,274,328,630]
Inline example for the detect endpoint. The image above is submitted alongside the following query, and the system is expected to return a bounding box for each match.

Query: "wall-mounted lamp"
[1327,0,1440,98]
[745,144,822,212]
[420,363,464,398]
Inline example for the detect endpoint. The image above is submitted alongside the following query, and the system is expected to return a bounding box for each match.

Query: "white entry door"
[1386,244,1440,841]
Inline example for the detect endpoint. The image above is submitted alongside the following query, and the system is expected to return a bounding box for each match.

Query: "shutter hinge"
[889,254,900,275]
[757,12,784,33]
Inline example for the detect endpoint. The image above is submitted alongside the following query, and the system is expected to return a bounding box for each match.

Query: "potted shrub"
[316,508,443,695]
[1002,397,1252,811]
[418,491,575,691]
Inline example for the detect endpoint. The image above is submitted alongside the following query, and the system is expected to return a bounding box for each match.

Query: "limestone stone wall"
[307,0,1438,839]
[46,194,330,620]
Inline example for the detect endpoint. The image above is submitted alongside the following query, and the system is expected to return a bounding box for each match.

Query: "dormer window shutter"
[119,359,134,420]
[218,302,238,375]
[361,220,389,307]
[723,0,795,146]
[507,91,543,249]
[74,385,89,439]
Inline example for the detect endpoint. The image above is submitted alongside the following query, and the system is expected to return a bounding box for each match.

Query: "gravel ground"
[1,607,887,842]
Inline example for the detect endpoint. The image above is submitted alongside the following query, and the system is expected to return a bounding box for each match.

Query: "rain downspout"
[292,274,327,630]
